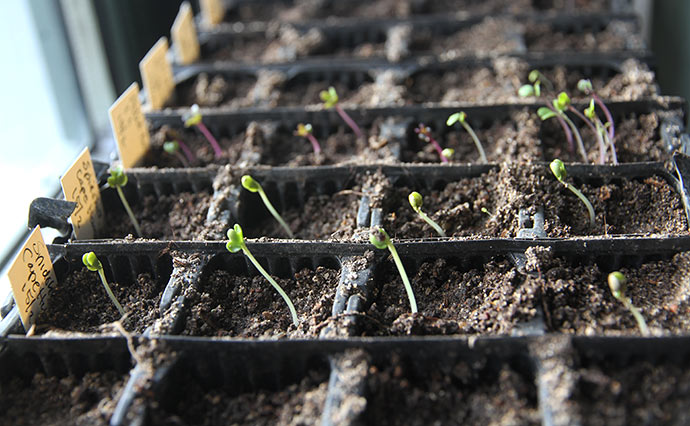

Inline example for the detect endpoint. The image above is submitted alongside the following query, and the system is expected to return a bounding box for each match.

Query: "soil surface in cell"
[574,358,690,425]
[101,191,212,240]
[525,20,641,52]
[528,248,690,335]
[150,370,328,426]
[383,163,687,239]
[182,266,340,338]
[364,353,540,425]
[363,258,539,336]
[0,371,126,426]
[37,268,163,334]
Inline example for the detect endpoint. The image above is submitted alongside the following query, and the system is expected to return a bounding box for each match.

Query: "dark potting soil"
[101,191,212,240]
[382,164,687,239]
[182,266,340,338]
[37,268,163,334]
[529,248,690,335]
[422,17,524,60]
[149,370,328,426]
[363,352,540,425]
[169,73,258,109]
[0,371,126,426]
[363,258,539,336]
[573,358,690,425]
[525,20,642,52]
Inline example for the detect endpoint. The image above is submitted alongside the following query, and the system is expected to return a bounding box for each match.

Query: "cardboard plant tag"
[171,1,200,65]
[139,37,175,110]
[7,226,57,330]
[108,82,150,168]
[200,0,225,27]
[60,147,105,239]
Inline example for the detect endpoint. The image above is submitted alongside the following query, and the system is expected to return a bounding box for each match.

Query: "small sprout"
[481,207,493,216]
[607,271,650,336]
[518,84,536,98]
[408,191,446,237]
[539,92,588,163]
[414,123,448,163]
[319,86,363,139]
[369,227,417,313]
[519,70,553,98]
[163,140,190,167]
[441,148,455,160]
[183,104,223,158]
[294,123,321,155]
[226,224,298,326]
[579,78,618,164]
[82,252,125,316]
[241,175,294,238]
[550,159,595,226]
[107,166,142,237]
[446,111,488,164]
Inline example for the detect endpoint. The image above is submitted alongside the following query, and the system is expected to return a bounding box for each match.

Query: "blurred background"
[0,0,687,297]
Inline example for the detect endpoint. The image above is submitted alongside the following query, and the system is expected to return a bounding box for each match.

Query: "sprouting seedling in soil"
[408,192,446,237]
[446,111,488,164]
[550,159,595,227]
[107,166,142,237]
[583,100,615,165]
[538,92,588,163]
[441,148,455,160]
[319,86,363,139]
[608,271,650,336]
[294,123,321,155]
[578,79,616,162]
[183,104,223,158]
[414,123,450,163]
[226,224,298,326]
[163,141,190,167]
[241,175,294,238]
[518,70,554,97]
[82,252,125,317]
[370,227,417,313]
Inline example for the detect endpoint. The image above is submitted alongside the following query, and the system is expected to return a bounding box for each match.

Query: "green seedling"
[414,123,450,163]
[107,166,142,237]
[163,141,190,167]
[518,70,554,97]
[441,148,455,160]
[183,104,223,158]
[295,123,321,154]
[226,224,298,326]
[408,192,446,237]
[241,175,294,238]
[446,111,488,164]
[538,92,588,163]
[550,159,595,226]
[82,252,125,316]
[608,271,650,336]
[578,79,617,163]
[370,227,417,313]
[583,100,614,165]
[319,86,363,139]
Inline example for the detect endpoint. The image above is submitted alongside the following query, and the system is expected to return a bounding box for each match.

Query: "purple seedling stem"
[183,104,223,159]
[320,86,363,139]
[335,105,363,139]
[196,121,222,158]
[295,123,322,154]
[415,123,448,163]
[177,140,197,164]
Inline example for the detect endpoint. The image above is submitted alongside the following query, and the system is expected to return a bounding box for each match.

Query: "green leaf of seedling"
[241,175,261,193]
[82,251,102,272]
[446,111,466,126]
[608,271,626,300]
[518,84,535,98]
[369,228,390,250]
[441,148,454,160]
[163,141,179,155]
[226,224,245,253]
[554,92,571,111]
[550,158,567,182]
[320,86,339,109]
[408,191,423,212]
[107,165,128,188]
[584,99,596,120]
[296,123,312,137]
[577,79,593,94]
[528,70,540,83]
[537,107,557,121]
[183,104,202,127]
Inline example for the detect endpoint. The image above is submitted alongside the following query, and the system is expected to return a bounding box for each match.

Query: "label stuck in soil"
[139,37,175,110]
[7,226,57,330]
[200,0,225,27]
[108,82,150,168]
[60,147,105,239]
[171,2,200,65]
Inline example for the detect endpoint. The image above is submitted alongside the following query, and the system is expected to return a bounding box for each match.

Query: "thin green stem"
[461,121,487,164]
[97,268,125,317]
[386,241,417,313]
[563,182,595,226]
[241,244,298,326]
[116,186,142,237]
[560,113,588,163]
[416,210,446,237]
[258,188,294,238]
[622,297,650,336]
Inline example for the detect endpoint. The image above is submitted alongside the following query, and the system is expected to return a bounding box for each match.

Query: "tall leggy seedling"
[295,123,322,155]
[227,224,298,326]
[538,92,588,163]
[107,166,142,237]
[446,111,487,164]
[320,86,363,139]
[183,104,223,158]
[82,252,125,316]
[408,192,445,237]
[608,271,649,336]
[550,159,595,227]
[414,123,451,163]
[241,175,294,238]
[370,227,417,313]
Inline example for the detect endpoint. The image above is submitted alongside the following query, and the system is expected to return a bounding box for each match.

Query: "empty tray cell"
[181,251,342,338]
[525,19,643,52]
[169,71,259,109]
[530,248,690,335]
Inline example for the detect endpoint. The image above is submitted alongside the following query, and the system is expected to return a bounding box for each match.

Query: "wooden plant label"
[200,0,225,27]
[108,82,150,168]
[60,147,105,239]
[7,226,57,330]
[139,37,175,110]
[171,2,200,65]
